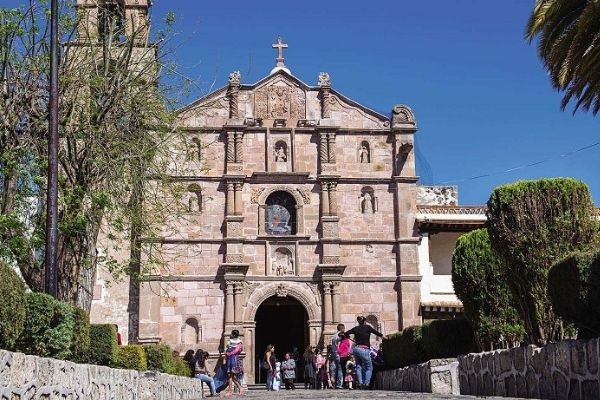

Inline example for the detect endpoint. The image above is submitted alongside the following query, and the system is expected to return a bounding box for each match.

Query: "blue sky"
[8,0,600,205]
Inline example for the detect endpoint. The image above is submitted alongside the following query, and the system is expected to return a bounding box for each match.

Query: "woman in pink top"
[337,333,352,388]
[315,348,328,389]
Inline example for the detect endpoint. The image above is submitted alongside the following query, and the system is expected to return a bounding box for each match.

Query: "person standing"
[302,345,316,389]
[263,344,276,390]
[281,352,296,390]
[344,316,383,390]
[337,333,352,388]
[330,323,345,388]
[223,330,244,396]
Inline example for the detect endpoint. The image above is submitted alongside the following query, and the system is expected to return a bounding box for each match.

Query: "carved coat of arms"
[269,86,290,119]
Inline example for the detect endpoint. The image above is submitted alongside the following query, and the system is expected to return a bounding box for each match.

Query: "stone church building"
[87,0,485,382]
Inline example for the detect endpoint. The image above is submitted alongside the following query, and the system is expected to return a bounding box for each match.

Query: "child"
[272,361,282,391]
[315,348,328,389]
[281,352,296,390]
[344,355,356,390]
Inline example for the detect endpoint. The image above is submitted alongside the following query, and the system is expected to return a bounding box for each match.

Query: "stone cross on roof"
[272,37,288,68]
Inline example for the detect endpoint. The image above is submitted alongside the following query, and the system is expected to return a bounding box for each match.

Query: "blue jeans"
[352,346,373,386]
[266,371,274,390]
[334,354,343,388]
[196,373,216,395]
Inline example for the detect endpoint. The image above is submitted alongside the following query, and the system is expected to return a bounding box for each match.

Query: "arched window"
[358,141,371,163]
[182,317,200,344]
[265,191,297,235]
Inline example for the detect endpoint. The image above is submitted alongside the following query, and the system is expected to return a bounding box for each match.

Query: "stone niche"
[268,243,296,276]
[269,134,291,172]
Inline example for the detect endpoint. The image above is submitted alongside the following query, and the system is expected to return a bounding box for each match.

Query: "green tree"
[452,229,524,350]
[487,178,597,345]
[0,1,191,311]
[526,0,600,114]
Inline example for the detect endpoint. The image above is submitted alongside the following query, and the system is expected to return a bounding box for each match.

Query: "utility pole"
[45,0,59,298]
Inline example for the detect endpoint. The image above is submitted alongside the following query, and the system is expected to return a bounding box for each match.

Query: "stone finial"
[228,71,241,86]
[392,104,417,129]
[318,72,331,88]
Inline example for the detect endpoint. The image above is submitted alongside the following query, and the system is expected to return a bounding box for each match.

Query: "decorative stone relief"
[322,255,340,264]
[271,246,295,276]
[322,221,339,238]
[318,72,331,87]
[227,220,243,237]
[255,88,268,119]
[290,88,306,120]
[228,71,241,86]
[296,188,311,204]
[392,104,417,128]
[269,86,291,119]
[241,282,261,307]
[251,188,266,204]
[225,254,244,264]
[305,282,322,306]
[276,283,288,297]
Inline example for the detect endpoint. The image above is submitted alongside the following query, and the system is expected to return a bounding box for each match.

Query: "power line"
[435,141,600,185]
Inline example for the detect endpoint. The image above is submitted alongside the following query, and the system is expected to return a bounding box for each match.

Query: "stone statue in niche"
[360,192,375,214]
[188,191,202,213]
[274,145,287,162]
[271,248,294,276]
[359,144,370,163]
[191,137,202,161]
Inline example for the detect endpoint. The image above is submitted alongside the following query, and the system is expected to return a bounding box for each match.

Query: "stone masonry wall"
[0,350,204,400]
[458,339,600,399]
[375,358,459,395]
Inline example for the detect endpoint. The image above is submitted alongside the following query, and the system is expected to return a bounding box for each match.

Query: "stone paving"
[191,387,524,399]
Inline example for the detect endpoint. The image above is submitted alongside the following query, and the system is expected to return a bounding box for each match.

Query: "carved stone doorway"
[254,295,308,384]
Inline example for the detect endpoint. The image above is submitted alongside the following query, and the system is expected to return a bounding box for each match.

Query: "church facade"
[87,1,486,383]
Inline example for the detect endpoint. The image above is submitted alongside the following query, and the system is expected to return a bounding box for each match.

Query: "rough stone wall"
[0,350,204,400]
[417,185,458,205]
[375,358,459,395]
[458,339,600,399]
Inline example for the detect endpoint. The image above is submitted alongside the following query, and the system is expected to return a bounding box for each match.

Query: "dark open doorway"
[254,295,308,383]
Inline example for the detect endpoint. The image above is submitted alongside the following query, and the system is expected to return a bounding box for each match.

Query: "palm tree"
[526,0,600,114]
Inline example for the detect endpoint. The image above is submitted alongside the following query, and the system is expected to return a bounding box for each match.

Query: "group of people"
[184,329,245,397]
[262,316,383,391]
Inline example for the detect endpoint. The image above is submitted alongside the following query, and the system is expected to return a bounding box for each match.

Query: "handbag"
[262,360,270,370]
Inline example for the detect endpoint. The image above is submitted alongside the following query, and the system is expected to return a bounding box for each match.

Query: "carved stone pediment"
[253,76,306,121]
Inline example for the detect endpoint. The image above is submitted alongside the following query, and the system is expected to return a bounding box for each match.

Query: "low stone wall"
[458,339,600,399]
[0,350,204,399]
[375,358,459,395]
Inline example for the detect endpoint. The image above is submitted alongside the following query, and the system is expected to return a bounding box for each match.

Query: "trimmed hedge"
[71,306,91,362]
[88,324,118,366]
[421,319,478,358]
[452,229,524,350]
[16,292,75,359]
[548,250,600,338]
[383,320,477,368]
[115,345,148,370]
[144,343,190,377]
[0,262,26,350]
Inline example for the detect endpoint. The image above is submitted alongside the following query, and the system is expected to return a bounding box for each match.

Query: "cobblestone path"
[191,387,524,399]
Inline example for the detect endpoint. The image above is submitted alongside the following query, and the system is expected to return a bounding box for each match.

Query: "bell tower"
[75,0,150,44]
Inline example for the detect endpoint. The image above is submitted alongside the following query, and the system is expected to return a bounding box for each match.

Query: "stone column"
[227,133,235,163]
[331,281,341,323]
[327,133,336,164]
[323,283,332,324]
[321,183,330,216]
[328,182,338,216]
[234,182,243,215]
[234,132,243,163]
[227,71,241,119]
[233,283,243,323]
[225,281,234,324]
[318,72,332,119]
[226,183,235,216]
[319,133,329,163]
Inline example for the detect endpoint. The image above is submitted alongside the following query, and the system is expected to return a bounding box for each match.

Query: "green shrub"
[16,292,74,359]
[383,325,426,368]
[88,324,118,366]
[487,178,597,344]
[144,343,190,376]
[70,306,90,362]
[549,250,600,338]
[0,262,26,350]
[115,345,148,370]
[421,319,478,358]
[452,229,524,350]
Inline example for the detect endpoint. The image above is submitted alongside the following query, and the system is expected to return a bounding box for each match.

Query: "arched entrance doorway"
[254,295,308,383]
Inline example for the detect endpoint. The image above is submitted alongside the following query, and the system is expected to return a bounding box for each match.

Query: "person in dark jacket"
[344,316,383,389]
